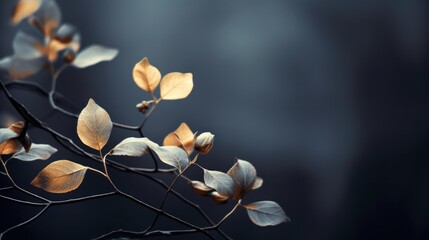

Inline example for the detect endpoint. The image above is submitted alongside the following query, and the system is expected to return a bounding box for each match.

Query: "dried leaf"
[31,160,88,193]
[110,137,150,157]
[77,99,112,151]
[12,143,57,161]
[227,159,257,200]
[189,180,214,196]
[160,72,193,100]
[252,177,263,190]
[0,128,18,144]
[11,0,41,24]
[244,201,290,226]
[0,139,21,155]
[8,121,25,134]
[13,31,43,59]
[72,45,118,68]
[163,122,195,155]
[0,56,46,80]
[204,170,234,197]
[151,146,189,172]
[208,191,229,204]
[34,0,61,36]
[133,57,161,94]
[0,121,24,155]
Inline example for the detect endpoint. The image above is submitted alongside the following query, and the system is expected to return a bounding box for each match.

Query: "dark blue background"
[1,0,428,239]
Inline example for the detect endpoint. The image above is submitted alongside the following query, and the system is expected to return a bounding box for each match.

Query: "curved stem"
[0,204,50,239]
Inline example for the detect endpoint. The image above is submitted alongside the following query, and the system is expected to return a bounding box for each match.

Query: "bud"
[20,135,32,153]
[63,49,76,63]
[136,100,152,113]
[195,132,214,154]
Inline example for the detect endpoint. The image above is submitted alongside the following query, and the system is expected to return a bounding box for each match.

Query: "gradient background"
[1,0,428,239]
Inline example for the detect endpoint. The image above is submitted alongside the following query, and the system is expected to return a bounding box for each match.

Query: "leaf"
[31,160,89,193]
[34,0,61,36]
[204,170,234,197]
[77,99,112,151]
[0,121,25,155]
[13,31,43,59]
[208,191,229,204]
[133,57,161,94]
[163,122,195,155]
[244,201,290,226]
[110,137,151,157]
[0,139,21,155]
[189,180,214,196]
[0,56,46,80]
[252,177,263,190]
[72,45,118,68]
[12,143,57,161]
[160,72,193,100]
[0,128,18,144]
[11,0,42,24]
[151,146,189,172]
[227,159,257,200]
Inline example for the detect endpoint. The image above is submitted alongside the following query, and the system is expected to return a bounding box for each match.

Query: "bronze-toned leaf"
[252,177,263,190]
[31,160,88,193]
[0,121,25,155]
[33,0,61,36]
[0,139,21,155]
[8,121,25,134]
[0,56,46,80]
[244,201,290,226]
[151,146,189,172]
[189,180,214,196]
[11,0,42,25]
[13,143,57,161]
[13,31,43,59]
[204,170,234,197]
[110,137,151,157]
[133,57,161,94]
[208,191,229,204]
[163,122,195,155]
[227,159,257,200]
[77,99,112,151]
[160,72,193,100]
[72,45,118,68]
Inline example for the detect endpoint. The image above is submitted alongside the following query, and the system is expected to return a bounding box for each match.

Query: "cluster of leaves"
[0,0,118,79]
[0,0,290,238]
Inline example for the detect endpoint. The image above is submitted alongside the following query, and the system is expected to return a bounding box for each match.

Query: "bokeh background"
[1,0,429,239]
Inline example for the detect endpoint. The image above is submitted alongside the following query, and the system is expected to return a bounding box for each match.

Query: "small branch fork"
[0,68,237,239]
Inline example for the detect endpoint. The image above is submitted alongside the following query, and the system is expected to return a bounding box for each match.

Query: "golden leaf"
[0,139,21,155]
[160,72,193,100]
[77,99,112,151]
[31,160,88,193]
[163,122,195,155]
[11,0,41,25]
[133,57,161,94]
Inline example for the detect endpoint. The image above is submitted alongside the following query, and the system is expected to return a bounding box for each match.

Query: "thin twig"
[0,204,50,239]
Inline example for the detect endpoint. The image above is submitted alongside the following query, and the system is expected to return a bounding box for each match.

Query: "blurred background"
[1,0,428,239]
